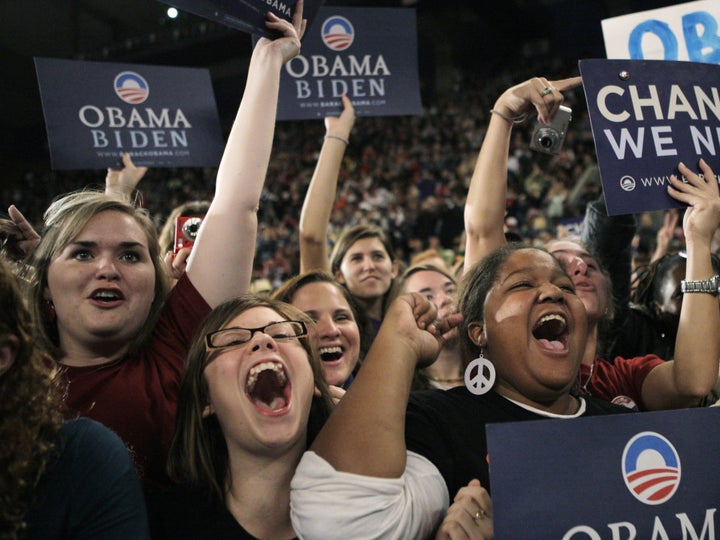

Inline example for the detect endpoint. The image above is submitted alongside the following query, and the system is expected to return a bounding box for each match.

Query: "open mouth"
[245,361,290,413]
[90,290,123,303]
[319,345,344,363]
[572,278,595,291]
[532,314,569,351]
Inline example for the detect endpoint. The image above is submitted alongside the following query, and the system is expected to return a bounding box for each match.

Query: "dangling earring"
[43,299,56,323]
[464,350,495,395]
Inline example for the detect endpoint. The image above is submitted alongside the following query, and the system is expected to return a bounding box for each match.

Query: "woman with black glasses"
[147,295,334,539]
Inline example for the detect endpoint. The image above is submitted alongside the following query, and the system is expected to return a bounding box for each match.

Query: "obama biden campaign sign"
[35,57,224,170]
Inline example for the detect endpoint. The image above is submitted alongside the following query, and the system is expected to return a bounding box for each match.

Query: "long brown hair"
[167,295,334,504]
[329,224,399,321]
[0,258,64,538]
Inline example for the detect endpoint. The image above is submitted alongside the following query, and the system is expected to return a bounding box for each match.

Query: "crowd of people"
[5,56,608,289]
[2,3,720,538]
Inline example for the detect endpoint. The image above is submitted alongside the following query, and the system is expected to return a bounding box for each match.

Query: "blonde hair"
[26,190,171,358]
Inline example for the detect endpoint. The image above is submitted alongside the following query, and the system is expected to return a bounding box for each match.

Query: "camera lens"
[182,217,203,240]
[539,136,554,148]
[536,128,558,149]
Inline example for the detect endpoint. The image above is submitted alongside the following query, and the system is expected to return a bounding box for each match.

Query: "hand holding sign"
[669,160,720,245]
[258,0,307,63]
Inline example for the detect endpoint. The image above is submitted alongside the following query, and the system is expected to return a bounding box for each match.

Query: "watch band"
[680,275,720,295]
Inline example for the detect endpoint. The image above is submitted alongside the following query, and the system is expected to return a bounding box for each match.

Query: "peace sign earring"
[464,349,495,395]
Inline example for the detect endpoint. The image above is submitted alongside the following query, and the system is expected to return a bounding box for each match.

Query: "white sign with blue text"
[602,0,720,64]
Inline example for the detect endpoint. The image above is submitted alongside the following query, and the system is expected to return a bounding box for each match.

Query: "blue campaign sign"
[35,57,224,170]
[159,0,324,39]
[276,6,423,120]
[487,406,720,538]
[579,58,720,216]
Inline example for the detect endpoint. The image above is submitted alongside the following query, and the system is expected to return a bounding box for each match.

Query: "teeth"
[246,362,286,392]
[535,313,566,329]
[94,291,119,300]
[319,346,342,355]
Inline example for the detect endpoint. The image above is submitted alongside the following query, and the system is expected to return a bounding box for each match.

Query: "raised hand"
[386,293,463,369]
[6,205,41,259]
[105,152,148,198]
[493,76,583,125]
[669,160,720,245]
[257,0,307,63]
[325,93,356,141]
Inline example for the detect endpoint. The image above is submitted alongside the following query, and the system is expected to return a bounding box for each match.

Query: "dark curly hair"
[0,258,64,538]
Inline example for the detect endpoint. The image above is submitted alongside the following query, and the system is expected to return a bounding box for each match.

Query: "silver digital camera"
[529,105,572,155]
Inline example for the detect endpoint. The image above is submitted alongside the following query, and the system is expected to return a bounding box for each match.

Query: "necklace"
[59,358,124,403]
[577,361,595,395]
[426,374,464,384]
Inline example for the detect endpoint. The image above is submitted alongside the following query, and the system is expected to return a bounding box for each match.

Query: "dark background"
[0,0,680,185]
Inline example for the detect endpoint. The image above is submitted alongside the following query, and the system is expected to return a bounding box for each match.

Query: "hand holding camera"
[174,215,204,254]
[492,76,582,155]
[530,105,572,155]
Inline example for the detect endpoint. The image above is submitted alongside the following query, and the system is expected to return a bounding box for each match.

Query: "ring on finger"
[474,508,487,522]
[541,86,554,97]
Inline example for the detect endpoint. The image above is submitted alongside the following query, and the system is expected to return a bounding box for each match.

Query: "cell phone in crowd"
[173,215,203,253]
[529,105,572,155]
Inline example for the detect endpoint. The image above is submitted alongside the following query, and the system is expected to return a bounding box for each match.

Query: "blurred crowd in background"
[2,55,675,290]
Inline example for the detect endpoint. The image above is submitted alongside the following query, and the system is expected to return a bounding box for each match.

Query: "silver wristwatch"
[680,275,720,295]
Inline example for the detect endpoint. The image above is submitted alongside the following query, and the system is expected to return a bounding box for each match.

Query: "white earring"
[464,351,495,395]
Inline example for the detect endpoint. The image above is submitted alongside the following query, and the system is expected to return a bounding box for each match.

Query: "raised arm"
[310,293,458,477]
[6,205,40,260]
[291,294,462,538]
[299,93,355,273]
[105,152,148,199]
[186,4,306,307]
[650,209,679,263]
[580,192,637,356]
[642,159,720,410]
[464,76,582,272]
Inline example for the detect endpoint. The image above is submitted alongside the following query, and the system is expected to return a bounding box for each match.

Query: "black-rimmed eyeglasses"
[205,320,307,351]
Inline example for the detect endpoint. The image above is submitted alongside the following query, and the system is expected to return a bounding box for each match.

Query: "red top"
[579,354,664,411]
[59,273,210,486]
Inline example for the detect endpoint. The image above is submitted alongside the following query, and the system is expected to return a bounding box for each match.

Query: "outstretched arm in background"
[650,209,679,263]
[642,160,720,410]
[186,3,306,307]
[105,152,148,199]
[299,93,355,273]
[5,205,41,260]
[5,153,148,261]
[463,76,582,272]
